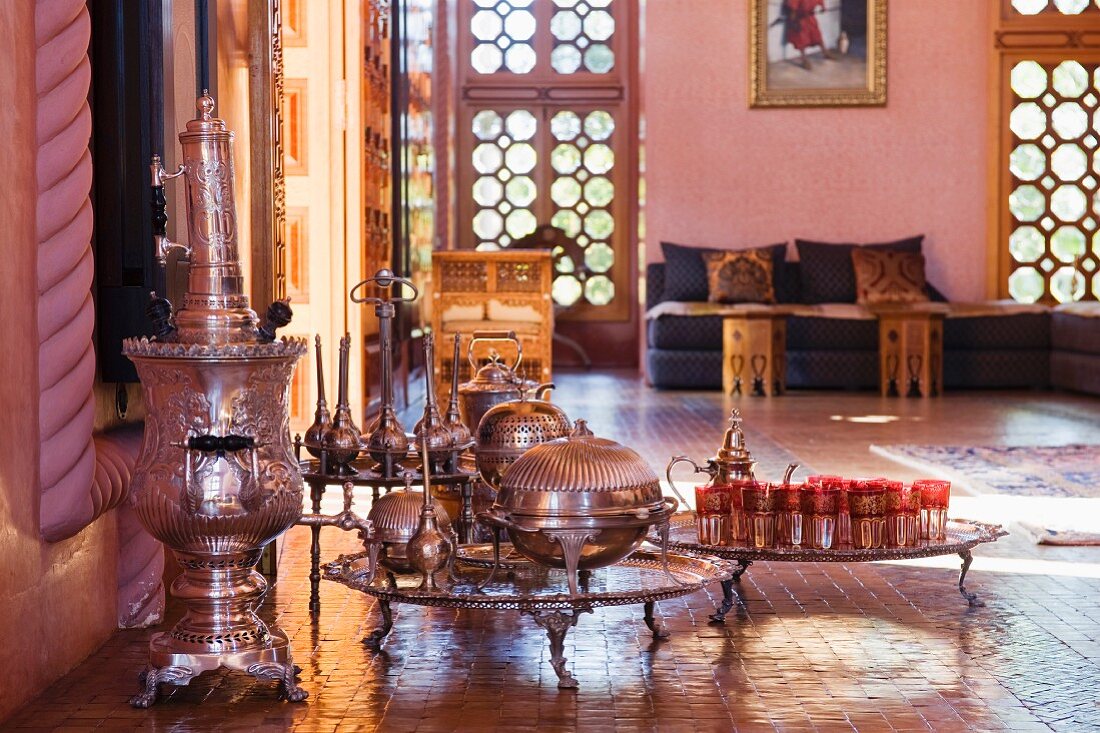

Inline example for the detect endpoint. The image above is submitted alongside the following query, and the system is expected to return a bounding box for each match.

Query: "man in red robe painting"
[779,0,836,70]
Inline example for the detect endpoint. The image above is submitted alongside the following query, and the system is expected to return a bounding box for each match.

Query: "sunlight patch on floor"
[879,554,1100,579]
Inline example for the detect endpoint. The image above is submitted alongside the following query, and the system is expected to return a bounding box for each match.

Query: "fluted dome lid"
[499,420,660,495]
[367,487,449,543]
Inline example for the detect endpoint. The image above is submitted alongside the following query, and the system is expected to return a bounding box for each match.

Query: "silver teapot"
[457,331,539,434]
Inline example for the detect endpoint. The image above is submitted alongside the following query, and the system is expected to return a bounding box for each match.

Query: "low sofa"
[645,260,1062,392]
[1051,302,1100,395]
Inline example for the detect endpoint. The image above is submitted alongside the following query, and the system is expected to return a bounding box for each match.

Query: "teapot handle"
[665,455,711,508]
[533,382,555,400]
[467,330,524,373]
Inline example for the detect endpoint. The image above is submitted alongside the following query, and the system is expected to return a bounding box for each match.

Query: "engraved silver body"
[124,95,308,707]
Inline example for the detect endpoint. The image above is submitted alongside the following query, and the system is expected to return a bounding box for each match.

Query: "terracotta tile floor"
[8,373,1100,732]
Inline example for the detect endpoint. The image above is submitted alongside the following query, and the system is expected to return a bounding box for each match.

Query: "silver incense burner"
[123,95,309,707]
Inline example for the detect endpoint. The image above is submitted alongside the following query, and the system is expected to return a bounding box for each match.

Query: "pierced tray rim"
[654,514,1007,563]
[323,548,735,611]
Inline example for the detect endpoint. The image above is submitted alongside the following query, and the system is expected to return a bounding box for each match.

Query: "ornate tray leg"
[477,526,505,591]
[709,560,750,623]
[643,601,670,640]
[523,608,592,689]
[958,549,983,607]
[363,599,394,647]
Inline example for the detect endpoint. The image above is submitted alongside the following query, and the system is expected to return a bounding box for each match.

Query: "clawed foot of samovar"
[130,629,308,707]
[127,547,311,708]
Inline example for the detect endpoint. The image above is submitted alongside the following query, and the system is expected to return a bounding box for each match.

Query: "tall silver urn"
[123,95,308,707]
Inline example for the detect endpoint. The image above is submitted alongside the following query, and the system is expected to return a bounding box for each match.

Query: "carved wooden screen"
[997,0,1100,302]
[364,0,393,280]
[457,0,634,322]
[362,0,394,413]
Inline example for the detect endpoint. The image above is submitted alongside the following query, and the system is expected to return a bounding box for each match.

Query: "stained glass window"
[1011,0,1100,15]
[470,0,537,74]
[462,1,628,314]
[1006,59,1099,302]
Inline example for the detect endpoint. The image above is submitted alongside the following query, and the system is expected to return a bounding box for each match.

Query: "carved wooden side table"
[874,305,949,398]
[722,307,793,397]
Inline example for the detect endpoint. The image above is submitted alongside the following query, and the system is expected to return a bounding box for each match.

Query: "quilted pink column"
[35,0,163,626]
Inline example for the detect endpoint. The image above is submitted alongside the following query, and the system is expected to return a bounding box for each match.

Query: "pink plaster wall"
[643,0,991,301]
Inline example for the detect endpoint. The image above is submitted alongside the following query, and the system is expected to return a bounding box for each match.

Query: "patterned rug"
[870,444,1100,545]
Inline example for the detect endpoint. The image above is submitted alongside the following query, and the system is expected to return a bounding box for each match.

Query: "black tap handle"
[152,184,168,238]
[187,434,256,454]
[258,298,293,342]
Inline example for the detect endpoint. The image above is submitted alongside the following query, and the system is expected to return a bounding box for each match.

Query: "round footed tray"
[656,514,1006,563]
[323,547,735,611]
[650,514,1007,617]
[323,547,735,688]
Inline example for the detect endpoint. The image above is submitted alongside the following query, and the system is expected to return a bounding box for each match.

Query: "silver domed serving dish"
[367,480,453,576]
[477,420,678,595]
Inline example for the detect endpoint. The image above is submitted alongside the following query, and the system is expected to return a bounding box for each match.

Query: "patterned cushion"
[796,236,924,304]
[661,241,787,302]
[944,350,1049,389]
[701,249,776,304]
[646,263,666,310]
[851,250,930,305]
[786,350,879,390]
[646,349,724,389]
[1052,351,1100,395]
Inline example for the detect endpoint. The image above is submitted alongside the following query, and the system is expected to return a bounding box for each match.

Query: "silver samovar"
[123,95,309,707]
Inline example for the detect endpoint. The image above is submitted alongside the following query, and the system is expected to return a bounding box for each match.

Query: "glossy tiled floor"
[8,373,1100,732]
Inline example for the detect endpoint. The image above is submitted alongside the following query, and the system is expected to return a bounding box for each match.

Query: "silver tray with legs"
[323,548,734,689]
[653,514,1007,621]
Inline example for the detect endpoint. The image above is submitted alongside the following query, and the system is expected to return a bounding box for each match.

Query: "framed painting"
[750,0,887,107]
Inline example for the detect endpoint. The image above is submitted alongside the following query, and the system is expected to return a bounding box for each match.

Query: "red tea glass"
[800,484,840,550]
[848,480,886,549]
[904,483,922,545]
[882,480,917,548]
[741,482,775,549]
[728,478,755,544]
[813,477,851,547]
[773,482,805,547]
[914,479,950,542]
[695,482,732,546]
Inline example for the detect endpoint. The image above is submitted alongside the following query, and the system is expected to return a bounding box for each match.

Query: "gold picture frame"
[750,0,887,108]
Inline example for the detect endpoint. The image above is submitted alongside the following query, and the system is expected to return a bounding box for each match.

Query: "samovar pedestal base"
[130,628,308,708]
